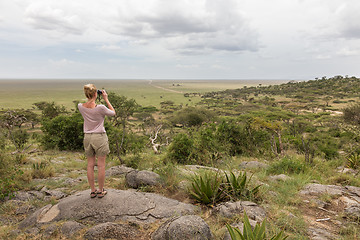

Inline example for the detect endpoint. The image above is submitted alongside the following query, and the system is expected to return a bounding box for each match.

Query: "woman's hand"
[101,90,108,100]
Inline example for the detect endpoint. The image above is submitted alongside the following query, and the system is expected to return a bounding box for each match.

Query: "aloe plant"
[189,171,224,206]
[226,211,288,240]
[346,151,360,170]
[224,171,261,201]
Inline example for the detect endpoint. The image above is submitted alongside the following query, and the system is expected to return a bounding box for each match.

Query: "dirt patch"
[299,195,347,238]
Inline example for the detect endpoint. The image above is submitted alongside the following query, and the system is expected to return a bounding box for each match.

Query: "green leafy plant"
[41,113,84,150]
[267,156,307,175]
[167,133,194,164]
[226,211,288,240]
[346,151,360,170]
[11,129,29,151]
[0,153,23,200]
[31,161,54,179]
[224,171,261,201]
[189,171,224,206]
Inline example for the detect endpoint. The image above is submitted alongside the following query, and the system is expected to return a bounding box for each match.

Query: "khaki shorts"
[84,133,110,157]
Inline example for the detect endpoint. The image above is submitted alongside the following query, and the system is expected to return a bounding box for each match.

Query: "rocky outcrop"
[300,183,360,239]
[19,189,196,229]
[151,215,213,240]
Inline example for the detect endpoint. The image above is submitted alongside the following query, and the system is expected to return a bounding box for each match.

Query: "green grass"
[0,79,286,110]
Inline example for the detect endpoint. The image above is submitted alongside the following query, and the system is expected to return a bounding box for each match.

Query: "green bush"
[167,133,194,164]
[11,129,29,150]
[0,130,6,150]
[268,156,307,175]
[319,144,339,160]
[216,121,249,155]
[41,113,84,150]
[0,153,23,200]
[170,107,215,127]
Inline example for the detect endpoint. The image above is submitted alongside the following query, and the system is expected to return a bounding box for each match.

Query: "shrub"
[155,162,181,193]
[267,156,307,175]
[226,211,288,240]
[167,133,194,164]
[170,107,215,127]
[189,171,225,206]
[319,144,339,160]
[0,130,6,150]
[31,161,54,179]
[216,121,249,156]
[343,103,360,125]
[124,154,142,169]
[11,129,29,150]
[41,113,84,150]
[0,153,23,200]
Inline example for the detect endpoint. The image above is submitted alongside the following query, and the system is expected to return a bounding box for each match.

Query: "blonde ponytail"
[84,84,97,99]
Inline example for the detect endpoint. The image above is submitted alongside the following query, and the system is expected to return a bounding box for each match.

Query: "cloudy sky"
[0,0,359,80]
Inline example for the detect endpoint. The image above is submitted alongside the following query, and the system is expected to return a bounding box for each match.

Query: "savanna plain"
[0,77,360,239]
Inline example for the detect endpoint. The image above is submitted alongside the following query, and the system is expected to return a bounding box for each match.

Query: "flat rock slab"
[20,189,196,229]
[299,184,345,196]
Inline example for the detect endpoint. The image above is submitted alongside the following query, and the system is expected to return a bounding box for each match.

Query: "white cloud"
[327,1,360,39]
[315,54,331,60]
[108,0,259,53]
[24,2,86,35]
[336,47,360,57]
[176,64,199,68]
[11,0,259,55]
[1,0,360,79]
[98,45,123,51]
[49,58,76,66]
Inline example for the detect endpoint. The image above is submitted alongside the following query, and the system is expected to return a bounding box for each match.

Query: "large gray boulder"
[19,189,196,229]
[151,215,213,240]
[126,170,161,188]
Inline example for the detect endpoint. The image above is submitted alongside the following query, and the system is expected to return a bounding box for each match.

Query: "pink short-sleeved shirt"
[78,103,115,133]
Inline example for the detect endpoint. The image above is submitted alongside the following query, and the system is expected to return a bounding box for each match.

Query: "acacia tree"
[250,117,284,155]
[107,92,138,161]
[33,101,66,119]
[0,110,30,152]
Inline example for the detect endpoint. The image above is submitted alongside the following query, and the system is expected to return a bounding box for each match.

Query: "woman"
[78,84,115,198]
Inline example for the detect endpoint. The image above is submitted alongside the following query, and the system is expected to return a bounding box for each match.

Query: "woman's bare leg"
[97,155,106,191]
[87,156,96,192]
